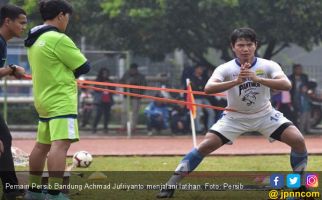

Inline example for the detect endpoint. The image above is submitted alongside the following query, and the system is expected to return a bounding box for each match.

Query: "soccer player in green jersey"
[24,1,90,199]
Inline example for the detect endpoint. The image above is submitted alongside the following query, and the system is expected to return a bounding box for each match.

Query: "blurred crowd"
[78,63,321,135]
[272,63,322,134]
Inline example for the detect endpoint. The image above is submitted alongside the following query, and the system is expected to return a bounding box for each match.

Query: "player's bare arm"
[0,65,25,78]
[205,62,251,94]
[245,70,292,91]
[12,65,25,78]
[205,71,244,94]
[0,66,15,77]
[204,79,239,94]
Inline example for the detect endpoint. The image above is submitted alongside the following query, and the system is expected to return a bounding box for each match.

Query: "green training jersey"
[27,31,87,118]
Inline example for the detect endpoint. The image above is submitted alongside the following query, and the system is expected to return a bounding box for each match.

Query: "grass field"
[63,155,322,171]
[5,155,320,200]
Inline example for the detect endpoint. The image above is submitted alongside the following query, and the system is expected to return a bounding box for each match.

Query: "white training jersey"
[208,57,285,118]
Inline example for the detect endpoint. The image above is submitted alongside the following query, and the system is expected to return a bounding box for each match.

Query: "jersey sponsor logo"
[239,81,261,106]
[239,82,260,96]
[255,69,264,75]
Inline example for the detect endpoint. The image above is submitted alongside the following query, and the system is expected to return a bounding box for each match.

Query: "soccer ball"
[73,151,93,168]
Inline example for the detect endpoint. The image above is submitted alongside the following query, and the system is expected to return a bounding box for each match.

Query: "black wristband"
[8,64,16,75]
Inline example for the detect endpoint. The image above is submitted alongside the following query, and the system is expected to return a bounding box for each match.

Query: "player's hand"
[243,69,260,82]
[239,62,261,82]
[0,139,4,157]
[241,62,251,70]
[236,62,252,83]
[12,66,25,79]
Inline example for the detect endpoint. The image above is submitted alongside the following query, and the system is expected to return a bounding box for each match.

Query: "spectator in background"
[206,67,227,123]
[211,96,228,123]
[190,65,216,133]
[298,83,311,134]
[144,94,169,136]
[170,103,190,135]
[288,64,308,126]
[92,68,114,134]
[0,4,27,200]
[79,88,94,128]
[271,90,295,124]
[120,63,147,132]
[181,65,194,87]
[181,64,208,88]
[307,81,322,128]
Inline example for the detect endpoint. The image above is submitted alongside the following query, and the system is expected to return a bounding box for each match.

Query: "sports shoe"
[23,191,46,200]
[156,189,175,198]
[45,193,69,200]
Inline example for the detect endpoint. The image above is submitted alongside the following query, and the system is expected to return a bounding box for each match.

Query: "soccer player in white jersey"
[157,27,309,198]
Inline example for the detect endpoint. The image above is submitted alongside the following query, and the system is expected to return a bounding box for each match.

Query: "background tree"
[100,0,322,67]
[8,0,322,68]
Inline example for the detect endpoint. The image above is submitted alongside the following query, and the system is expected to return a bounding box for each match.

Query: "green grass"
[7,155,322,200]
[62,155,321,171]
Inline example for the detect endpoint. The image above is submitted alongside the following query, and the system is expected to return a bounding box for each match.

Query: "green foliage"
[101,0,124,18]
[97,0,322,66]
[6,0,322,68]
[9,0,37,14]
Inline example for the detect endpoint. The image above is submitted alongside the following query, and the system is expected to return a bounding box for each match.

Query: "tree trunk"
[263,40,276,59]
[221,48,233,62]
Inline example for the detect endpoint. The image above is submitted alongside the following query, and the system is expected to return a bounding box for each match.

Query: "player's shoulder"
[256,57,279,66]
[215,59,237,72]
[40,30,65,39]
[41,31,75,48]
[41,31,73,44]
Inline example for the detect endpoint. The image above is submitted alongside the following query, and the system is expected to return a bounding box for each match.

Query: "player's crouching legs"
[197,131,227,156]
[279,125,307,153]
[157,131,227,198]
[280,125,309,188]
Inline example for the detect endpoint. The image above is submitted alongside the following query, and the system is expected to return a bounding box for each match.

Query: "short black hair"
[292,63,302,70]
[230,27,257,46]
[194,64,205,69]
[39,0,73,21]
[130,63,138,69]
[0,4,26,26]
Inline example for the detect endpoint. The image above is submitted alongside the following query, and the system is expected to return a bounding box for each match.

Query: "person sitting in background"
[144,95,169,136]
[79,88,94,128]
[92,68,114,134]
[170,103,190,135]
[190,65,216,133]
[307,81,322,128]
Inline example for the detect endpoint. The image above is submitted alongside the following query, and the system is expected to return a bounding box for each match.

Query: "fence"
[0,77,172,134]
